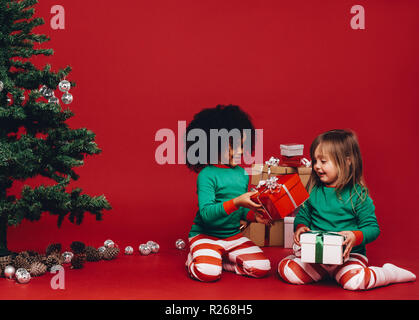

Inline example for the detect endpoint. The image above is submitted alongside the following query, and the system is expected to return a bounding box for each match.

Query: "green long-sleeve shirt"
[294,184,380,256]
[189,164,253,239]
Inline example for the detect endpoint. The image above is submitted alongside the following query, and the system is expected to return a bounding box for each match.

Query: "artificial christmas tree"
[0,0,111,257]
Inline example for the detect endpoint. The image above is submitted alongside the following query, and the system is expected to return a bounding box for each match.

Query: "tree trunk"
[0,216,10,257]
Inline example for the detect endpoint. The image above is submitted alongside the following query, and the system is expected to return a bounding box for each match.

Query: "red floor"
[1,246,418,300]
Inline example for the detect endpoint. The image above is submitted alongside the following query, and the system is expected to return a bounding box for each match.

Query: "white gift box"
[280,144,304,157]
[300,231,344,265]
[284,217,295,248]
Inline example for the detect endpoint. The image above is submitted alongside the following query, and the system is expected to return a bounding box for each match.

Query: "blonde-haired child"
[278,129,416,290]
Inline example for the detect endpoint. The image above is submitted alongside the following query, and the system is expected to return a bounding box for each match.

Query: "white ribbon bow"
[255,176,298,219]
[300,157,311,167]
[265,156,280,167]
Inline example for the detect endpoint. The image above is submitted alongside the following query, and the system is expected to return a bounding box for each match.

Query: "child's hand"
[337,231,356,260]
[294,225,310,246]
[255,213,272,226]
[233,191,264,214]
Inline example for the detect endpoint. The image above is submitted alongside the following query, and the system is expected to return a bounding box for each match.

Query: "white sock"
[382,263,416,284]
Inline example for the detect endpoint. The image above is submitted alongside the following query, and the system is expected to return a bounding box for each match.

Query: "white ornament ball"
[104,239,115,248]
[124,246,134,255]
[0,80,4,92]
[61,92,73,104]
[58,80,71,92]
[175,239,186,250]
[4,265,15,279]
[139,244,151,256]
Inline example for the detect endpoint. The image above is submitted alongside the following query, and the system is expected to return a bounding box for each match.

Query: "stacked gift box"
[241,144,312,247]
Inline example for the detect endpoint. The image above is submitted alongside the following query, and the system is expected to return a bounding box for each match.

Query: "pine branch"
[0,178,111,227]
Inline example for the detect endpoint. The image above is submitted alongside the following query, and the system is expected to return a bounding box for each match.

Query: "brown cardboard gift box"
[242,162,309,247]
[240,220,285,247]
[250,163,312,188]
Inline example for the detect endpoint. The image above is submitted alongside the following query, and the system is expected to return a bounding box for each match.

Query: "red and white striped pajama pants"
[278,252,389,290]
[186,233,271,282]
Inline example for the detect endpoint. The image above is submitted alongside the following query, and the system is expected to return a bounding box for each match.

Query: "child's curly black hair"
[185,104,256,173]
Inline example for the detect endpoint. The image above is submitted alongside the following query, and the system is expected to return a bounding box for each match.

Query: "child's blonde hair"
[306,129,368,203]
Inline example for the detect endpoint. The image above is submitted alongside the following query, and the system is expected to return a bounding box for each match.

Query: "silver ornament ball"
[4,265,15,279]
[0,80,4,92]
[139,244,151,256]
[146,240,155,247]
[16,270,31,284]
[104,239,115,248]
[175,239,186,250]
[58,80,71,92]
[15,268,28,277]
[62,251,74,263]
[124,246,134,255]
[39,85,46,94]
[42,87,54,99]
[48,96,60,105]
[61,92,73,104]
[98,246,106,253]
[150,242,160,253]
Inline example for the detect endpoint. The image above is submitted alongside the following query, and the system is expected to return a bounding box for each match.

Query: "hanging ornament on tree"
[61,92,73,104]
[0,80,4,92]
[175,239,186,250]
[58,79,71,92]
[39,85,47,96]
[42,87,54,99]
[48,95,59,105]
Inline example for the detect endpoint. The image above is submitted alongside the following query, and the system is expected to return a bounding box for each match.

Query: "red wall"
[8,0,419,259]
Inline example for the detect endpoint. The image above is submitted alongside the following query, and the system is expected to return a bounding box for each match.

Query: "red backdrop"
[8,0,419,260]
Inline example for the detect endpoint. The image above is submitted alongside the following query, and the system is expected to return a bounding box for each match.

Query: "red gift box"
[280,155,304,167]
[251,174,309,220]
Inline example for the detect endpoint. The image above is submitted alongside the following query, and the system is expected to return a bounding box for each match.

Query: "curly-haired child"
[184,104,271,282]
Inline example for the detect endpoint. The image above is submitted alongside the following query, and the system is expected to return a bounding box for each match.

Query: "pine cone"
[45,255,61,271]
[0,255,12,277]
[70,254,85,269]
[102,247,120,260]
[46,243,62,256]
[26,256,38,266]
[48,252,64,265]
[40,254,47,264]
[70,241,86,254]
[85,246,101,262]
[13,255,31,270]
[27,250,42,262]
[29,262,47,277]
[18,251,30,258]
